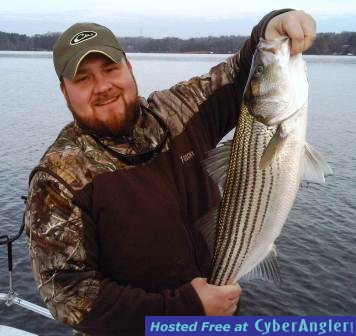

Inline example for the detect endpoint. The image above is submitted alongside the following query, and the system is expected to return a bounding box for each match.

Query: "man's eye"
[75,76,89,83]
[105,67,118,73]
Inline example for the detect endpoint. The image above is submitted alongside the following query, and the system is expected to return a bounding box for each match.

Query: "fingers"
[300,13,317,52]
[225,303,238,315]
[229,283,242,300]
[191,277,207,287]
[222,284,241,315]
[286,21,305,56]
[225,297,240,315]
[290,11,316,55]
[265,10,316,55]
[191,277,242,316]
[220,284,241,298]
[282,11,316,55]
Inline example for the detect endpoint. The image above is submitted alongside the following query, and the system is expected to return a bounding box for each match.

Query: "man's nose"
[93,74,112,94]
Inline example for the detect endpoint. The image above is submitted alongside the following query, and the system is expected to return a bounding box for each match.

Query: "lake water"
[0,52,355,335]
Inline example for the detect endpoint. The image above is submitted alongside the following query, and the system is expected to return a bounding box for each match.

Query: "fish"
[199,37,332,286]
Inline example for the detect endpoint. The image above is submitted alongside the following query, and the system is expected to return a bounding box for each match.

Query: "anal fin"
[239,245,282,285]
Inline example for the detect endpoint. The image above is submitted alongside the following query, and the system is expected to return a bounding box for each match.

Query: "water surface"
[0,52,355,335]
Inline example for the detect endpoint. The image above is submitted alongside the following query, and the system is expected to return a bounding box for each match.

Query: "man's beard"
[67,87,140,138]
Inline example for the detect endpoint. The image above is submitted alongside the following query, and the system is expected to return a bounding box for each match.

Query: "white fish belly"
[211,106,307,284]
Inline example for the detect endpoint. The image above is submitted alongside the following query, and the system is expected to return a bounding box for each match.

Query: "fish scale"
[203,38,331,286]
[209,105,276,285]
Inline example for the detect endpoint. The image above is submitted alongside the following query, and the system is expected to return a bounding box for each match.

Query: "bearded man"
[25,9,316,336]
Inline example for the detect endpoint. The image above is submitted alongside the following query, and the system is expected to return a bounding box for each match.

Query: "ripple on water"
[0,53,356,333]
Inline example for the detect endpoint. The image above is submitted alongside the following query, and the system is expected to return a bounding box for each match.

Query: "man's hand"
[265,10,316,55]
[191,277,241,316]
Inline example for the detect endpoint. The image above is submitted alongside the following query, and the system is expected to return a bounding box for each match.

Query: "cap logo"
[70,31,97,45]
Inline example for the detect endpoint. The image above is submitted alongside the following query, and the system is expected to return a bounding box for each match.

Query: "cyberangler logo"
[70,31,97,45]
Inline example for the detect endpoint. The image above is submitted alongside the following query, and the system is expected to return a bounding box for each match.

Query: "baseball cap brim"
[62,45,125,80]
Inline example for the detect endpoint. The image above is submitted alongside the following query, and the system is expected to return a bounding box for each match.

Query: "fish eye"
[255,65,264,76]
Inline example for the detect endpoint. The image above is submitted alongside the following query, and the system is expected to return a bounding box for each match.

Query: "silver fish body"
[202,38,331,285]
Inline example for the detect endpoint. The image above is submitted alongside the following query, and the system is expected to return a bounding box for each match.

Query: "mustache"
[93,90,121,105]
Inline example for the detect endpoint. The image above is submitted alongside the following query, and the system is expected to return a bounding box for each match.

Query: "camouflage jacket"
[25,10,287,336]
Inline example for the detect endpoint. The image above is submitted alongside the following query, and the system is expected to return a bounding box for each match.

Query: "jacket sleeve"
[148,9,293,148]
[25,170,205,335]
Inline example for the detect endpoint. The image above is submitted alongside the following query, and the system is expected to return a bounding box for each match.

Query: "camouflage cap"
[53,22,125,80]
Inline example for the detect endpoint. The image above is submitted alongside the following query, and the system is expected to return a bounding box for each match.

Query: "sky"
[1,0,356,38]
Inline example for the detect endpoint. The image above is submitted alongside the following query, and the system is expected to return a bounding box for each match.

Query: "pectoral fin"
[302,143,333,184]
[260,123,289,170]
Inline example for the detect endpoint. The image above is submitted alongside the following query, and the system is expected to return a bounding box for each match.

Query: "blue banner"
[145,316,355,335]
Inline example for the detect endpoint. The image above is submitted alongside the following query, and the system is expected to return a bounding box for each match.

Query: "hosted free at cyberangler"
[146,317,355,335]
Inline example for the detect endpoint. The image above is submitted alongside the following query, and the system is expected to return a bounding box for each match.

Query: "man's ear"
[126,59,133,71]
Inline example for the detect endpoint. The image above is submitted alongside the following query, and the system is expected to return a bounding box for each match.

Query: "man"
[25,9,316,336]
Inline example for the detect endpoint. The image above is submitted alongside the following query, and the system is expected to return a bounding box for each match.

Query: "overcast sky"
[1,0,356,37]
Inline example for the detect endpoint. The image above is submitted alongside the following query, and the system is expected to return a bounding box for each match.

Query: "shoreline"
[0,50,355,56]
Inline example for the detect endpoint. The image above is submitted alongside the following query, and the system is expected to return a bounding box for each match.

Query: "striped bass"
[200,37,331,285]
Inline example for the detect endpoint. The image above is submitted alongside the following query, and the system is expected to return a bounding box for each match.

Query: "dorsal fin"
[202,140,232,189]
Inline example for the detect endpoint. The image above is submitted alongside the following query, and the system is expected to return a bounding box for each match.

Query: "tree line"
[1,31,356,55]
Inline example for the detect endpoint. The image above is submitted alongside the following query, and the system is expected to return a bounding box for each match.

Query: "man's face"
[61,52,139,137]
